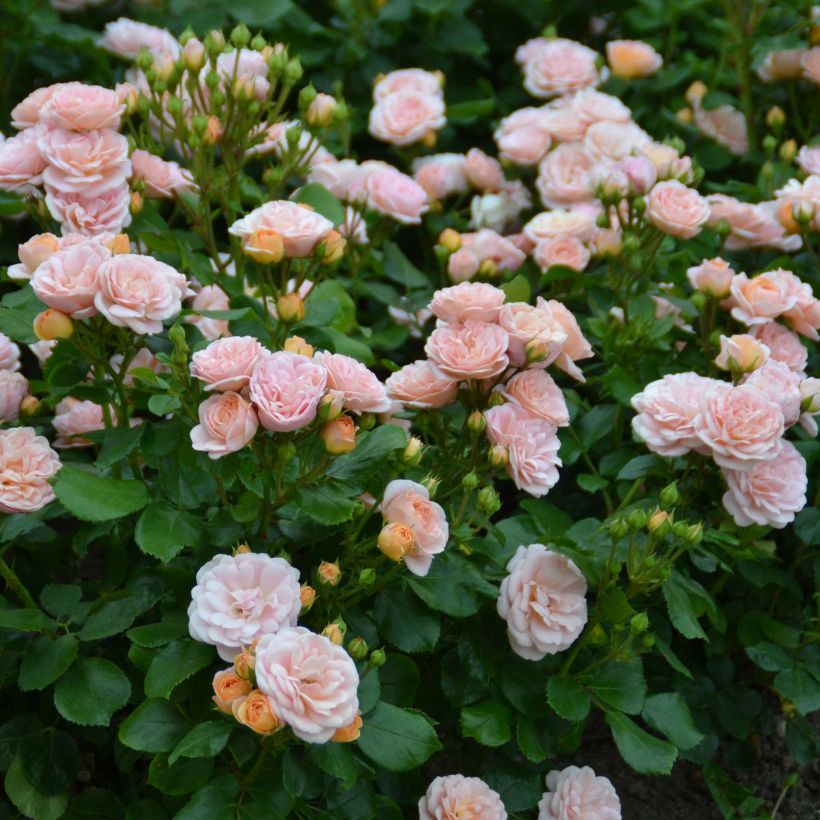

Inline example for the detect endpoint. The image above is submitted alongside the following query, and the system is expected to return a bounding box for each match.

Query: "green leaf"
[79,590,160,641]
[40,584,82,620]
[547,676,592,722]
[326,425,407,487]
[292,183,345,224]
[501,274,531,304]
[92,425,145,470]
[4,756,67,820]
[144,640,215,699]
[309,743,358,789]
[577,473,609,493]
[119,699,190,753]
[169,722,233,766]
[54,464,150,522]
[794,508,820,546]
[147,394,182,416]
[0,287,44,345]
[461,700,512,747]
[774,668,820,715]
[653,635,693,680]
[19,635,78,691]
[356,703,441,772]
[447,98,495,124]
[662,572,709,640]
[374,589,440,653]
[135,501,204,561]
[0,191,26,216]
[127,617,187,648]
[175,775,240,820]
[407,553,495,617]
[583,660,646,714]
[289,482,358,526]
[20,729,80,796]
[616,454,664,480]
[382,241,428,289]
[516,718,547,763]
[54,658,131,727]
[147,755,214,796]
[0,608,57,633]
[605,711,677,774]
[642,693,704,750]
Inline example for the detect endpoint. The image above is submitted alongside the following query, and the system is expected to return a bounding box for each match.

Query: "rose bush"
[0,2,818,819]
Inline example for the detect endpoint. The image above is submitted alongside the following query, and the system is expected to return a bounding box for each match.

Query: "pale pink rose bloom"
[498,370,569,427]
[757,49,805,81]
[254,627,359,742]
[30,239,111,319]
[538,766,621,820]
[28,341,56,368]
[726,271,796,327]
[463,148,505,193]
[706,195,800,252]
[590,227,623,257]
[190,392,258,460]
[570,89,632,127]
[131,150,196,199]
[462,230,527,273]
[695,383,784,471]
[584,120,651,163]
[800,378,820,435]
[313,351,391,414]
[0,427,61,513]
[619,155,657,194]
[419,775,507,820]
[517,38,601,98]
[41,83,124,132]
[631,372,720,457]
[0,334,21,372]
[0,129,47,193]
[100,18,179,59]
[190,336,264,392]
[534,237,590,272]
[752,322,807,373]
[606,39,663,78]
[497,544,587,660]
[52,398,106,448]
[722,440,807,529]
[412,153,469,200]
[10,84,63,130]
[741,361,802,426]
[469,186,530,233]
[801,48,820,84]
[646,180,710,239]
[229,201,333,258]
[188,552,301,661]
[373,68,443,101]
[498,303,568,368]
[249,351,327,432]
[385,361,457,409]
[46,184,132,236]
[0,372,28,423]
[536,142,600,208]
[382,479,448,576]
[8,233,63,281]
[540,104,588,143]
[429,282,505,324]
[525,209,598,243]
[95,254,187,335]
[687,257,735,298]
[693,102,748,155]
[714,334,769,373]
[307,159,368,201]
[797,145,820,176]
[425,320,510,380]
[448,248,480,282]
[368,90,446,146]
[187,285,231,341]
[541,299,594,382]
[777,269,820,341]
[494,107,553,166]
[363,163,429,224]
[640,141,692,181]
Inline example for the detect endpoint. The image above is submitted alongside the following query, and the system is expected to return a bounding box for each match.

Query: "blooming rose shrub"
[0,2,817,818]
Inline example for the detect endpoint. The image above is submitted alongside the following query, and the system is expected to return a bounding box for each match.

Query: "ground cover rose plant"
[0,1,817,818]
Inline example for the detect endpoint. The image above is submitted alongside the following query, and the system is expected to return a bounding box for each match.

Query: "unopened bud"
[318,392,344,422]
[136,48,154,72]
[659,483,679,507]
[306,92,338,127]
[438,228,461,253]
[230,23,251,48]
[595,212,611,229]
[318,561,341,587]
[421,130,437,149]
[321,230,346,264]
[322,416,356,454]
[477,486,501,515]
[627,508,647,530]
[403,436,423,466]
[683,522,703,544]
[33,309,73,341]
[369,648,386,668]
[359,568,376,586]
[203,116,223,146]
[348,637,368,661]
[299,585,316,610]
[780,138,797,163]
[378,523,414,561]
[276,292,305,323]
[685,81,707,104]
[421,475,440,497]
[182,38,206,72]
[462,471,479,491]
[489,444,508,469]
[589,623,607,646]
[714,333,769,375]
[267,48,288,74]
[234,543,252,554]
[675,107,693,124]
[283,335,314,357]
[467,410,486,434]
[333,100,349,122]
[323,623,344,645]
[608,518,628,540]
[130,191,144,214]
[632,196,646,214]
[524,336,551,365]
[298,84,318,109]
[358,412,375,431]
[284,58,303,85]
[766,106,785,130]
[487,391,505,408]
[478,258,497,278]
[647,509,671,537]
[19,396,41,417]
[234,651,255,679]
[205,29,225,54]
[630,613,649,634]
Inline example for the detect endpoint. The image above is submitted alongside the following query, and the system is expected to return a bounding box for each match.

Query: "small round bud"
[477,486,501,515]
[299,584,316,610]
[690,291,707,310]
[608,518,628,540]
[630,612,650,634]
[478,258,498,278]
[762,135,778,155]
[589,623,608,646]
[421,130,437,149]
[106,233,131,255]
[403,436,423,466]
[779,139,797,163]
[299,84,318,109]
[318,392,344,422]
[322,417,356,455]
[488,444,508,469]
[369,648,386,668]
[284,58,303,84]
[267,48,288,74]
[647,509,671,537]
[378,523,414,561]
[626,508,647,530]
[19,396,41,417]
[332,101,349,122]
[205,30,225,54]
[322,623,344,645]
[250,34,267,51]
[130,191,144,215]
[421,475,440,497]
[683,522,703,544]
[684,81,707,104]
[234,543,252,555]
[358,413,376,431]
[306,93,337,128]
[276,292,305,323]
[632,196,646,214]
[286,123,302,146]
[358,568,376,586]
[675,107,693,124]
[761,160,775,179]
[659,483,679,507]
[321,230,346,264]
[462,471,479,491]
[230,23,251,48]
[233,651,255,679]
[467,410,486,434]
[766,106,785,130]
[136,48,154,71]
[203,116,223,146]
[182,38,206,73]
[283,335,314,357]
[438,228,462,253]
[347,637,368,661]
[595,212,611,229]
[33,309,73,341]
[317,561,341,587]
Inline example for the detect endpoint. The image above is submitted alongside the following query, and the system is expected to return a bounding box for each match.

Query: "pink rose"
[695,383,784,471]
[385,361,458,409]
[412,153,469,200]
[631,373,720,457]
[525,209,598,243]
[373,68,443,102]
[494,107,553,166]
[470,188,528,233]
[534,236,590,272]
[187,285,231,341]
[619,155,657,194]
[30,239,111,318]
[584,120,650,163]
[190,336,264,392]
[463,148,506,193]
[459,230,527,272]
[722,440,807,529]
[100,18,179,59]
[8,233,63,281]
[448,248,480,282]
[188,552,301,661]
[95,254,187,334]
[752,322,807,373]
[190,392,259,460]
[425,320,510,380]
[41,83,124,132]
[726,271,796,327]
[216,50,270,101]
[368,90,446,146]
[536,143,600,208]
[0,333,21,372]
[497,370,569,427]
[307,159,368,200]
[757,49,805,81]
[741,361,802,426]
[313,351,392,414]
[687,257,735,298]
[539,299,594,381]
[0,427,61,514]
[646,180,710,239]
[131,150,196,199]
[707,195,799,252]
[606,39,663,78]
[570,89,632,127]
[0,372,28,423]
[254,627,359,743]
[641,141,692,181]
[538,766,621,820]
[249,351,327,432]
[52,398,107,448]
[693,102,748,156]
[801,47,820,84]
[419,775,507,820]
[0,129,47,193]
[382,479,448,576]
[363,163,429,224]
[429,282,505,324]
[778,269,820,341]
[540,104,587,143]
[516,38,601,98]
[229,201,333,258]
[485,403,562,496]
[10,84,63,130]
[797,145,820,176]
[46,184,132,236]
[28,341,56,368]
[498,302,568,368]
[497,544,587,660]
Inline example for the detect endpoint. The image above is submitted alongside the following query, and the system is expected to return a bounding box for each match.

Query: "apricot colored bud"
[421,130,437,149]
[276,292,305,323]
[300,584,316,610]
[243,230,284,265]
[182,38,206,72]
[18,234,60,271]
[34,309,73,341]
[318,391,344,422]
[378,523,414,562]
[19,396,41,417]
[478,259,498,277]
[203,116,223,146]
[306,93,337,128]
[438,228,462,253]
[332,712,363,743]
[318,561,341,587]
[714,334,769,374]
[322,623,344,645]
[213,668,253,713]
[232,690,281,734]
[234,543,252,554]
[403,436,423,466]
[283,335,314,357]
[106,233,131,255]
[321,230,346,264]
[647,509,671,536]
[766,106,785,129]
[130,191,144,214]
[322,416,356,454]
[675,107,693,124]
[233,651,255,679]
[467,410,486,434]
[779,138,797,162]
[685,80,707,104]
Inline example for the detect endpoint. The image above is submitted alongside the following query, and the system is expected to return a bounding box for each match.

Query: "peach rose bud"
[19,234,60,272]
[306,93,337,128]
[322,622,344,645]
[318,392,345,422]
[378,522,414,561]
[245,229,285,264]
[321,230,346,265]
[715,334,770,374]
[489,444,509,469]
[276,292,305,323]
[332,712,363,743]
[233,651,255,679]
[299,584,316,610]
[212,668,253,713]
[283,335,314,357]
[231,690,281,735]
[317,561,341,587]
[403,437,423,466]
[322,416,357,454]
[439,228,462,253]
[606,40,663,79]
[107,234,131,255]
[647,509,670,535]
[33,309,73,341]
[19,396,42,417]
